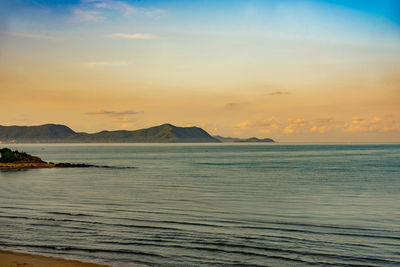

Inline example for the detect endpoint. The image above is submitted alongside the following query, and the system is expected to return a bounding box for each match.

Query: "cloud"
[86,108,143,130]
[87,110,141,116]
[71,8,105,23]
[234,118,282,134]
[85,0,136,15]
[269,91,290,96]
[309,125,328,133]
[315,117,335,124]
[107,33,157,40]
[283,127,294,134]
[341,116,400,133]
[84,61,130,67]
[234,117,338,135]
[283,118,309,134]
[84,0,166,16]
[283,117,337,134]
[225,102,242,110]
[281,116,400,135]
[71,0,167,23]
[7,32,60,41]
[233,116,400,137]
[256,118,281,133]
[235,120,251,130]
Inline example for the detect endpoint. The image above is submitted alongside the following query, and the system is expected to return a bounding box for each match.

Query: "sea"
[0,143,399,266]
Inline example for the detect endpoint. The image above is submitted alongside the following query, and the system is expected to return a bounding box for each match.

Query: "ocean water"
[0,144,399,266]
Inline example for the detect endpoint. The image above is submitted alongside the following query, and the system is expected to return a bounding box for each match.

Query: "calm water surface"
[0,144,399,266]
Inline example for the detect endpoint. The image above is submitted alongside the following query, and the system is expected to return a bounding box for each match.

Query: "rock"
[54,163,95,168]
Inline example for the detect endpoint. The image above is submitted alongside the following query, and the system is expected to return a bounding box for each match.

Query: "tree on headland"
[0,148,45,163]
[0,148,19,162]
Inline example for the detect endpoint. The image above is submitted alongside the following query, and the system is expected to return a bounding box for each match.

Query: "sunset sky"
[1,0,399,142]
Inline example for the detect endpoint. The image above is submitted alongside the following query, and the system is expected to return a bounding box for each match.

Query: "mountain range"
[0,124,274,143]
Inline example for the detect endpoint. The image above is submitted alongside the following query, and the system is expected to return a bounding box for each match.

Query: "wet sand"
[0,249,110,267]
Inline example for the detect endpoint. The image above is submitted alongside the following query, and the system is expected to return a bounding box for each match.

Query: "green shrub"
[0,148,18,162]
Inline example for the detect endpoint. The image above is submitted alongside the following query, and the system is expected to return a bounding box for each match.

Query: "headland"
[0,148,96,170]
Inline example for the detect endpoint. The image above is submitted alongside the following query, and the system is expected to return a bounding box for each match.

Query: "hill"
[235,137,275,143]
[214,136,275,143]
[234,137,275,143]
[213,135,241,142]
[0,124,76,142]
[0,123,220,143]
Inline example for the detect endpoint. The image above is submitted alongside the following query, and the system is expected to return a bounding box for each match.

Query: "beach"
[0,249,110,267]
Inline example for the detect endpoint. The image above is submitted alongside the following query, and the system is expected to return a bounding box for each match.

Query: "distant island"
[0,123,275,143]
[213,136,275,143]
[234,137,275,143]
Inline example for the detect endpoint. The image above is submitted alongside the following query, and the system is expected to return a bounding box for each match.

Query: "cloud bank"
[234,116,400,136]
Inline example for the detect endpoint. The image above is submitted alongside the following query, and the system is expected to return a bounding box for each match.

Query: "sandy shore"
[0,249,111,267]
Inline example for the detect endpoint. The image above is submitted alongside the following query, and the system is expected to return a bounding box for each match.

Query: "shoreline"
[0,162,55,169]
[0,249,111,267]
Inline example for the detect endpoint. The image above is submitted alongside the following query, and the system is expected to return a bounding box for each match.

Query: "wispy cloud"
[71,8,105,23]
[71,0,167,23]
[88,0,167,17]
[86,108,142,130]
[269,91,290,96]
[225,102,242,110]
[87,110,141,116]
[107,33,157,40]
[84,61,130,67]
[7,32,60,41]
[85,0,136,15]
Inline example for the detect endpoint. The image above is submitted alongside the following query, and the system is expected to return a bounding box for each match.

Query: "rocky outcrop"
[54,163,95,168]
[0,148,99,169]
[0,148,45,163]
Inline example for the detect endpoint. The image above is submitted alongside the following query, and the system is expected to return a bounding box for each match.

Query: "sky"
[0,0,399,142]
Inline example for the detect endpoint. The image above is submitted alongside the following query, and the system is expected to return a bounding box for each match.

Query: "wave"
[46,211,93,217]
[0,242,166,258]
[2,240,395,266]
[186,240,397,265]
[2,213,399,242]
[248,218,400,234]
[238,225,400,241]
